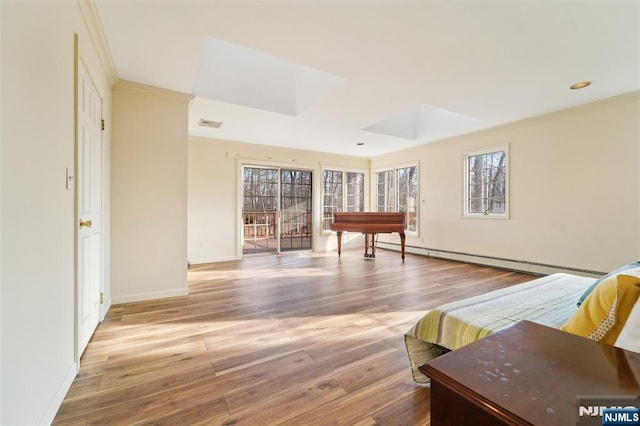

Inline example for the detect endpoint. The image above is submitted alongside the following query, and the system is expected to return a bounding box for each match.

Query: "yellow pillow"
[561,268,640,345]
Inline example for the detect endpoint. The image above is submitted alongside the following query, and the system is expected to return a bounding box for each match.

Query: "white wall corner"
[39,362,78,426]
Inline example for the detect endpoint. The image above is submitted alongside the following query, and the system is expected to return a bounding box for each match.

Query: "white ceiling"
[95,1,640,158]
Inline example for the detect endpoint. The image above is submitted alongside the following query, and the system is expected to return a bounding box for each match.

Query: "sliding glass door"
[279,169,312,251]
[242,167,279,254]
[242,166,312,255]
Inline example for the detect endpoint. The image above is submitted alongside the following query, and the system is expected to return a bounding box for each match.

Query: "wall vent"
[199,119,223,128]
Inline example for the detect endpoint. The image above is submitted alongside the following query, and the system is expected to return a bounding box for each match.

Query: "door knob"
[79,219,93,229]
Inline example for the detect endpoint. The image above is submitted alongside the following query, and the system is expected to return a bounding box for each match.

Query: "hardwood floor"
[54,248,536,425]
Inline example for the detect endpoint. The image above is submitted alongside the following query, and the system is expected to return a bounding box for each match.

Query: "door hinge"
[101,119,105,131]
[100,292,104,304]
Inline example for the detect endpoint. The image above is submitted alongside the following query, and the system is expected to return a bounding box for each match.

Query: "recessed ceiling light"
[199,119,223,128]
[570,81,592,90]
[357,142,365,146]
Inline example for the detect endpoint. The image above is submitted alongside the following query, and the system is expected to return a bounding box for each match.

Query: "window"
[376,170,395,213]
[322,170,365,231]
[345,172,365,212]
[464,146,508,218]
[375,165,418,233]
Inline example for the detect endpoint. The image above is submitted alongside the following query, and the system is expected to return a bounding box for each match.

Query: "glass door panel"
[280,169,312,251]
[242,167,278,254]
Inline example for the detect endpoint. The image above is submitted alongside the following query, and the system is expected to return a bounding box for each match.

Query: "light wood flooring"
[54,248,537,425]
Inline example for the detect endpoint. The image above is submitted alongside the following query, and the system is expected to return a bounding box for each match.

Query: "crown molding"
[114,80,193,104]
[77,0,118,86]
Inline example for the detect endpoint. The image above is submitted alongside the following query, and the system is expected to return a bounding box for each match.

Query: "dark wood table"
[420,320,640,425]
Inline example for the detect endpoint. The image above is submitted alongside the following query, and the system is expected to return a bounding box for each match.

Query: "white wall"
[372,93,640,273]
[0,1,113,424]
[188,137,369,264]
[111,81,190,303]
[189,95,639,272]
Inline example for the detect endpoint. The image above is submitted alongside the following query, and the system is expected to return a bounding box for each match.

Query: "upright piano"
[330,212,406,262]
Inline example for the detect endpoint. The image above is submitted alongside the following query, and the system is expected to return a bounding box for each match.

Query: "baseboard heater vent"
[376,241,605,278]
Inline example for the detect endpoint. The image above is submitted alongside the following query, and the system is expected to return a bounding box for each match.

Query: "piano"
[330,212,406,262]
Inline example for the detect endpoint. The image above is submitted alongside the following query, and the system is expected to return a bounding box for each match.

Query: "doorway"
[242,166,312,254]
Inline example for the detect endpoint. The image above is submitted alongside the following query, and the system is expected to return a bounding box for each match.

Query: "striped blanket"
[404,273,596,383]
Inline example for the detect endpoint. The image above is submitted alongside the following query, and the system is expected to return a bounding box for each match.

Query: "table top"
[420,320,640,425]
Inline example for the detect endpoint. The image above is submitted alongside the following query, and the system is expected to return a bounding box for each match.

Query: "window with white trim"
[374,165,418,233]
[464,146,508,218]
[322,170,365,231]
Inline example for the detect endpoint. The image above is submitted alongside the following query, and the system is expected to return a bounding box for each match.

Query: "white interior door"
[77,58,103,356]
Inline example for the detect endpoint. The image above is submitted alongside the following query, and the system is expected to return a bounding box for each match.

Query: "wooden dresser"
[420,320,640,425]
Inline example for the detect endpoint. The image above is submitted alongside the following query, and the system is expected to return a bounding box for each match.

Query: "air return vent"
[199,119,223,128]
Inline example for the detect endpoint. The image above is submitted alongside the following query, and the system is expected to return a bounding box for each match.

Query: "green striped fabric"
[404,273,596,383]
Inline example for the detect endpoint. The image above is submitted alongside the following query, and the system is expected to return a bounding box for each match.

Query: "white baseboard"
[40,361,78,426]
[111,288,189,305]
[101,298,112,320]
[189,255,238,265]
[377,241,604,278]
